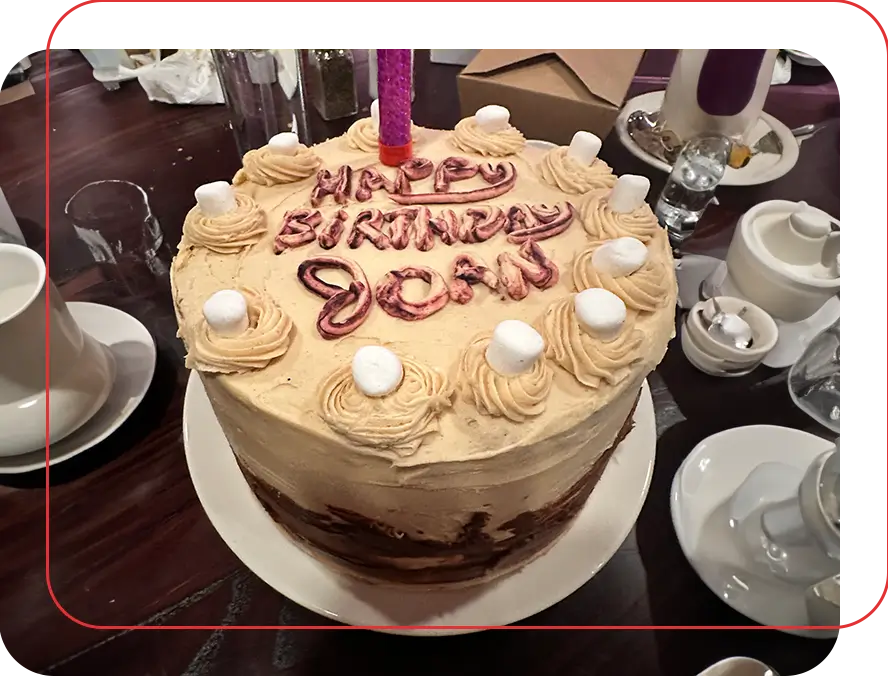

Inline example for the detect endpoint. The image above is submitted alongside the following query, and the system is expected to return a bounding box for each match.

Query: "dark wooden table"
[0,50,839,676]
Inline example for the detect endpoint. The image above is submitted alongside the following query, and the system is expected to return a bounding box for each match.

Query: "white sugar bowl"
[682,296,779,376]
[726,200,839,322]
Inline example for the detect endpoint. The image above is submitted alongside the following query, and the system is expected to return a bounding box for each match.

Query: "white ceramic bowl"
[681,297,778,377]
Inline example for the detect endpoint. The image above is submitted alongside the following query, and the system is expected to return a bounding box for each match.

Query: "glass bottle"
[212,49,311,156]
[654,134,732,251]
[306,49,359,121]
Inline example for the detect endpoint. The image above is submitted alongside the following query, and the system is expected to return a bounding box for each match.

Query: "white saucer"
[183,372,656,634]
[675,254,840,369]
[670,424,837,638]
[616,90,799,186]
[0,302,156,474]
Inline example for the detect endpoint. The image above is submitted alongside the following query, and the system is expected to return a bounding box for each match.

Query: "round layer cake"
[171,112,677,587]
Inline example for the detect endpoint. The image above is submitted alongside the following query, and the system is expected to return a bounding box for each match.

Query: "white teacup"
[0,243,115,456]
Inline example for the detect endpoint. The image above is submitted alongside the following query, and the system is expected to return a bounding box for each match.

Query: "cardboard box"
[457,50,644,146]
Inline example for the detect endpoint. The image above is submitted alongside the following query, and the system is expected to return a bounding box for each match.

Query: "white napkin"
[771,52,792,85]
[120,49,224,105]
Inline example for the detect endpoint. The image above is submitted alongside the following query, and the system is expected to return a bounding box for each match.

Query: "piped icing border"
[318,354,454,455]
[346,118,420,152]
[579,190,661,242]
[572,240,669,312]
[186,287,293,374]
[233,144,321,186]
[536,294,643,389]
[457,333,553,422]
[451,116,525,157]
[537,146,617,195]
[183,193,266,254]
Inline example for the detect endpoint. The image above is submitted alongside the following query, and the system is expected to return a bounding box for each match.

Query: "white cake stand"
[183,371,656,634]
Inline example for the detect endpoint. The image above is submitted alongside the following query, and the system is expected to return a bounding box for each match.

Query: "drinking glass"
[788,318,840,433]
[64,180,168,296]
[212,49,311,156]
[654,134,732,252]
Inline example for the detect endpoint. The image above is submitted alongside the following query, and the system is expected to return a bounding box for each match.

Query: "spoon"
[703,300,753,349]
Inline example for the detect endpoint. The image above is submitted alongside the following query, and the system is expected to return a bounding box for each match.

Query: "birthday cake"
[171,104,677,587]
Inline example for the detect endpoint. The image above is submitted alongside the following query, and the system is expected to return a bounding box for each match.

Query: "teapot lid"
[789,202,832,239]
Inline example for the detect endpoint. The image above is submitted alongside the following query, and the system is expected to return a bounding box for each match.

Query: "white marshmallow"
[195,181,237,218]
[567,131,603,166]
[474,105,510,133]
[203,289,249,336]
[352,346,403,397]
[591,237,649,277]
[370,99,380,129]
[574,288,626,341]
[485,320,545,376]
[267,131,301,155]
[607,175,650,214]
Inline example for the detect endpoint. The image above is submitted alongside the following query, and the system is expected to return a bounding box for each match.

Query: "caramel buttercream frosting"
[346,118,419,153]
[182,193,266,254]
[170,124,678,588]
[579,192,661,243]
[452,117,525,157]
[537,147,616,195]
[233,144,321,187]
[572,242,668,313]
[186,288,293,374]
[537,295,643,389]
[318,356,454,455]
[457,333,553,422]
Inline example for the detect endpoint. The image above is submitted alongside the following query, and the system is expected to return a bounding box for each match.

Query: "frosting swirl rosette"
[572,241,668,312]
[318,356,454,455]
[451,117,525,157]
[346,118,419,152]
[233,144,321,186]
[579,191,661,243]
[458,334,553,422]
[536,147,617,194]
[537,295,643,389]
[183,193,266,254]
[186,288,293,374]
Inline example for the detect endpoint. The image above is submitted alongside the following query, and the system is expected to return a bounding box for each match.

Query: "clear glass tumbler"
[212,49,311,156]
[788,318,840,433]
[64,180,168,296]
[654,134,732,251]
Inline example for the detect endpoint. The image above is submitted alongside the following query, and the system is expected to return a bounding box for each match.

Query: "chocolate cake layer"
[236,389,641,586]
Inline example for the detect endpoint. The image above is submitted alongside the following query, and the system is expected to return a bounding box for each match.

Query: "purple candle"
[696,49,767,117]
[376,49,413,165]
